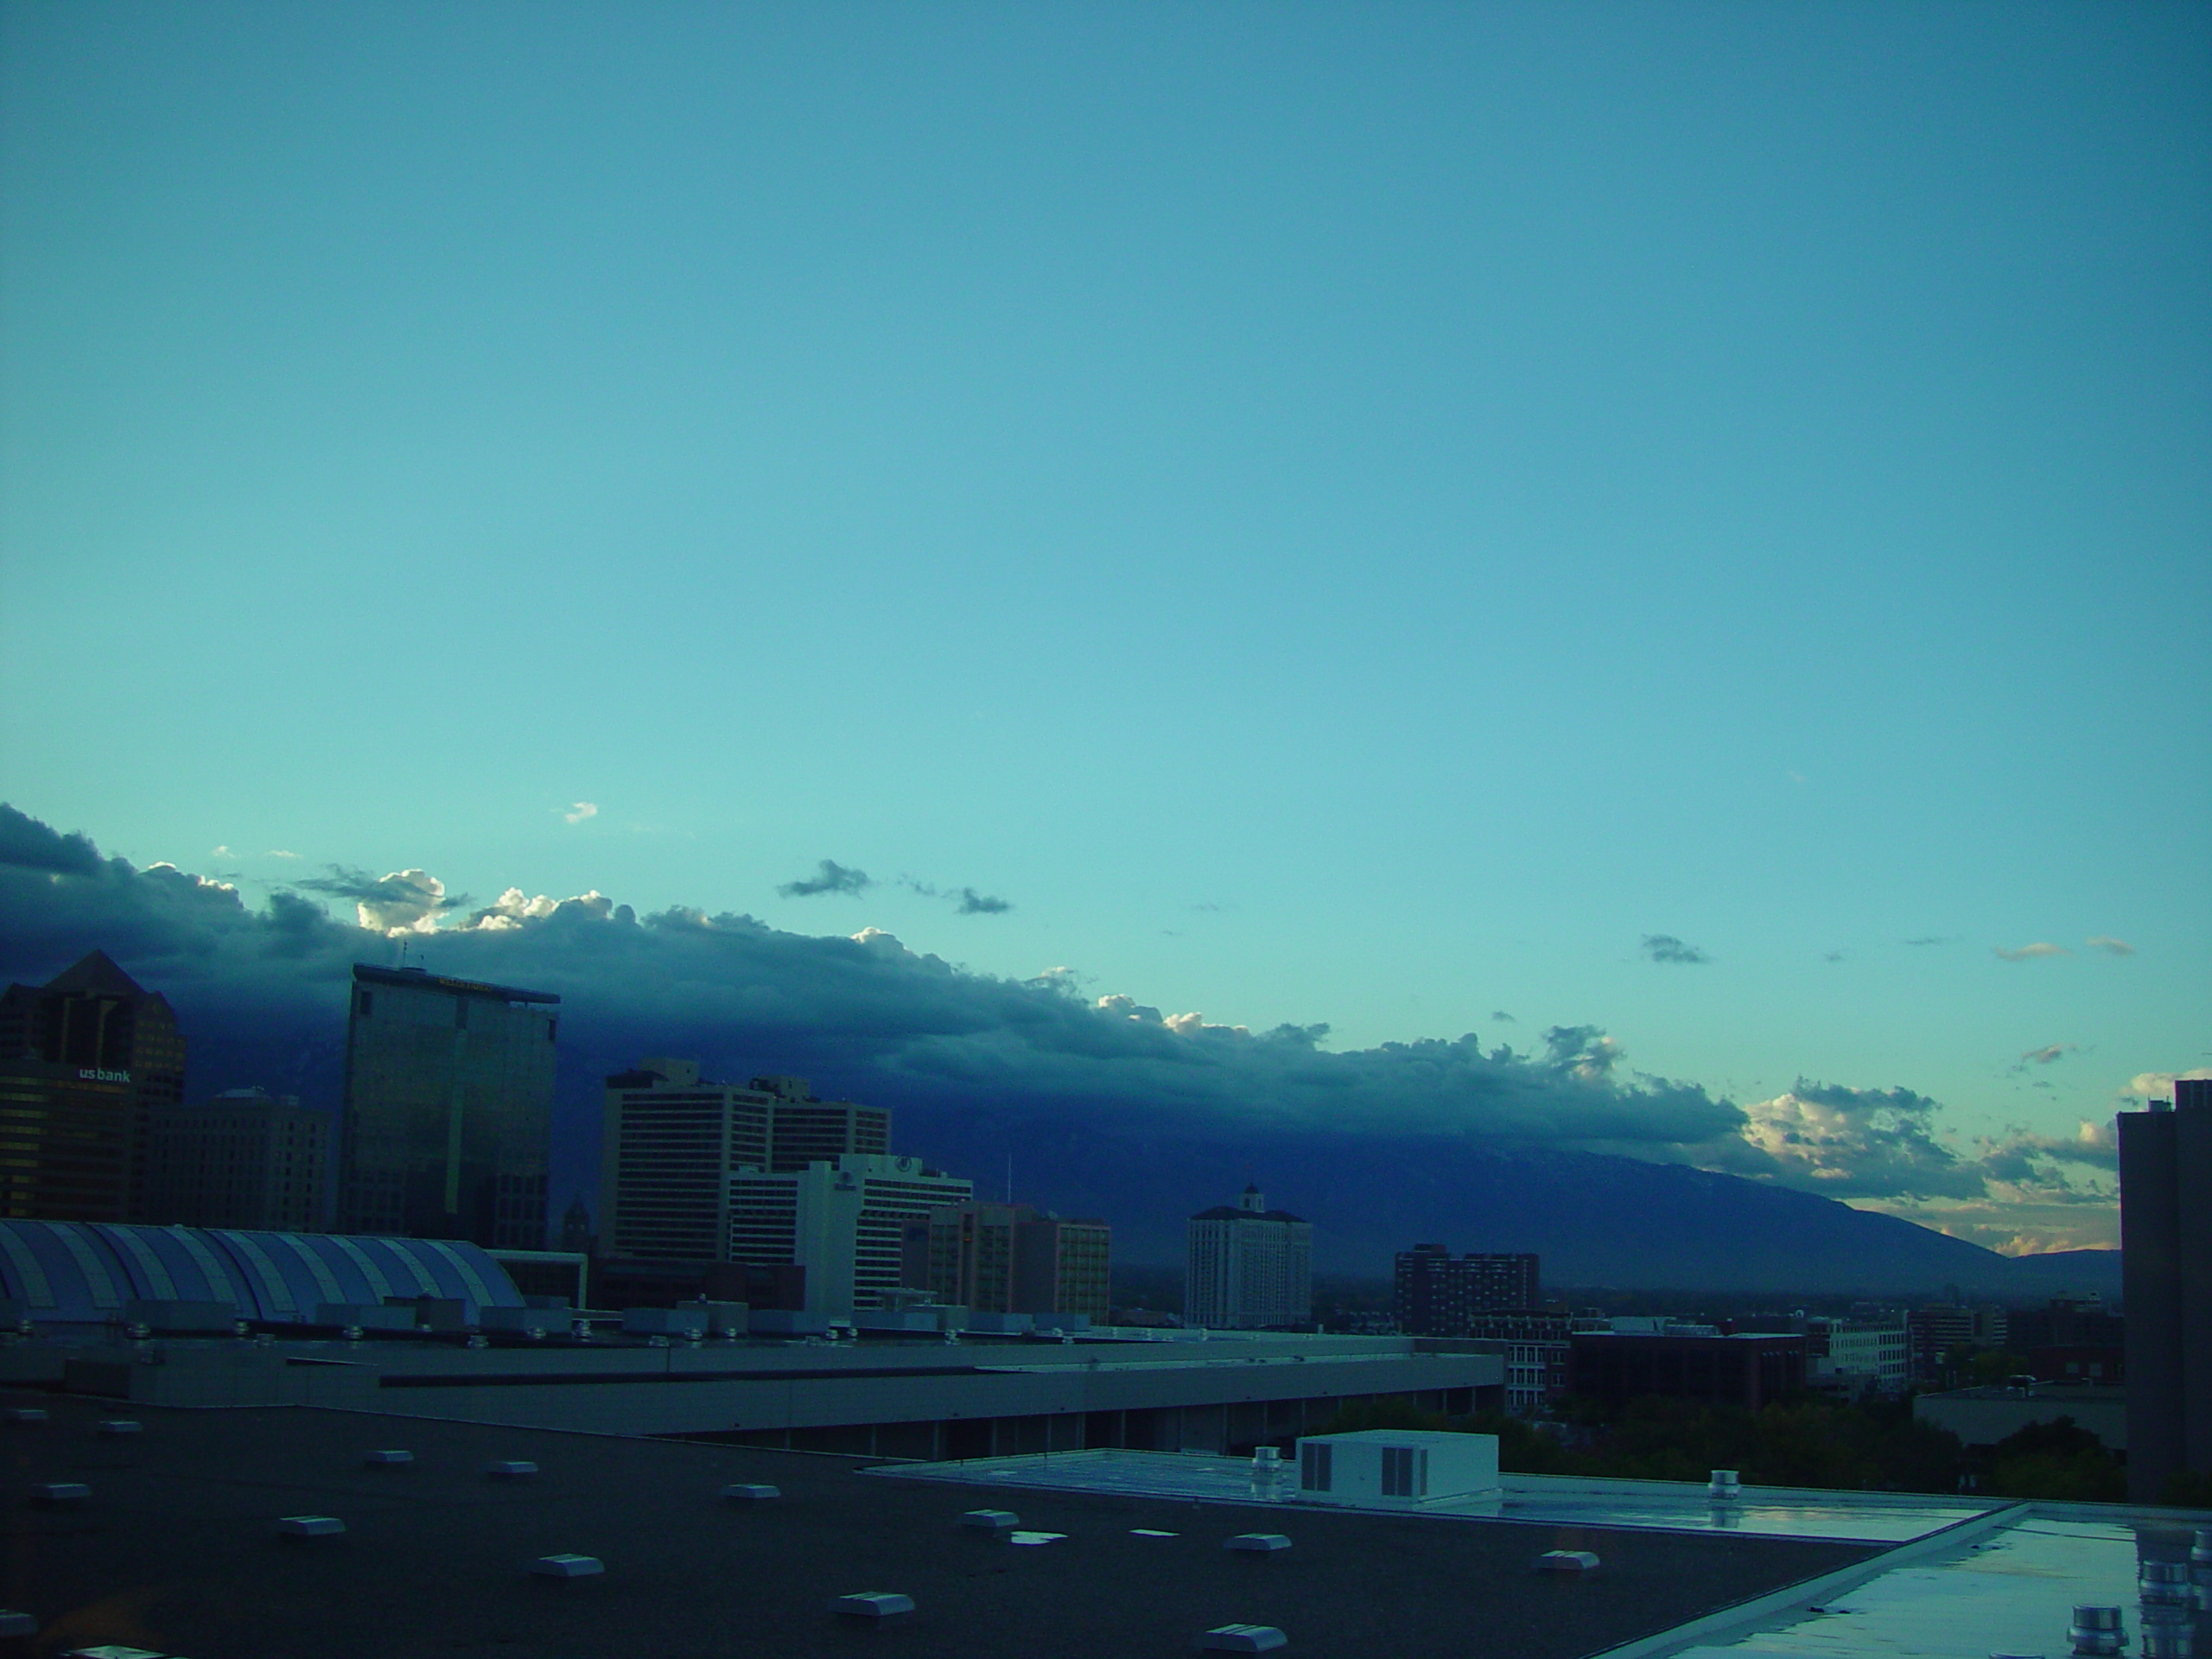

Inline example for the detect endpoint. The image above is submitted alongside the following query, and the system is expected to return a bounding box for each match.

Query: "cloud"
[1823,950,1847,963]
[2019,1044,2074,1066]
[268,849,302,860]
[212,845,237,858]
[1717,1080,1985,1201]
[2125,1067,2212,1102]
[1903,936,1955,948]
[1491,1011,1516,1024]
[563,803,599,825]
[0,806,2109,1257]
[292,867,466,935]
[1641,934,1711,965]
[901,876,1014,915]
[1993,942,2069,962]
[778,860,873,899]
[2086,936,2134,957]
[0,804,103,877]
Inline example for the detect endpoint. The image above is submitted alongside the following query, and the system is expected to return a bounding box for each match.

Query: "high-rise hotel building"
[338,965,556,1249]
[1185,1185,1313,1330]
[0,951,187,1222]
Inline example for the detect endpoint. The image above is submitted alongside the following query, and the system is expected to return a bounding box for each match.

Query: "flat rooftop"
[879,1448,1997,1544]
[4,1388,1878,1659]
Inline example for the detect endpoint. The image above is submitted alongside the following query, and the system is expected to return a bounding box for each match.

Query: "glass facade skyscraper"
[338,964,556,1249]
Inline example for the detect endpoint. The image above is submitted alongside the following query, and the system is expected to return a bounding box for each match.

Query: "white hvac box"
[1291,1429,1500,1509]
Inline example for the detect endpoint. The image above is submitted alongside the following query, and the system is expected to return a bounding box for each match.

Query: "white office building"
[1185,1185,1313,1330]
[729,1154,973,1314]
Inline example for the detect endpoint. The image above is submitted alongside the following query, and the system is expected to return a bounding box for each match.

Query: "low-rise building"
[1808,1317,1910,1395]
[1569,1331,1807,1412]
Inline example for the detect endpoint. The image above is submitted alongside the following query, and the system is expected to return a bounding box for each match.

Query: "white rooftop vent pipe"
[1707,1469,1741,1500]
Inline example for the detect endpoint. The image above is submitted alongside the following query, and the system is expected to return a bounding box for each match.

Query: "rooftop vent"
[1008,1532,1066,1546]
[363,1449,413,1465]
[531,1554,604,1579]
[963,1510,1020,1534]
[277,1516,346,1538]
[3,1407,48,1424]
[1707,1469,1740,1500]
[1198,1625,1287,1653]
[33,1481,90,1504]
[2069,1605,2124,1657]
[486,1460,539,1478]
[98,1420,143,1437]
[1225,1533,1292,1553]
[0,1611,37,1638]
[832,1592,914,1618]
[721,1484,779,1503]
[1538,1550,1600,1573]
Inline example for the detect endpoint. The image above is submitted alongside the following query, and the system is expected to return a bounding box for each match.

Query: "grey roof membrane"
[3,1389,1877,1659]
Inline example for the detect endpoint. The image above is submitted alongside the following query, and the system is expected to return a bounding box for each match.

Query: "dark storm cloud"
[1,808,2043,1229]
[0,804,102,876]
[1641,933,1711,965]
[777,860,873,899]
[955,887,1011,915]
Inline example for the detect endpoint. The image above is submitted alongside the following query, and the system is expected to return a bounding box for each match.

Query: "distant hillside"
[897,1112,2090,1297]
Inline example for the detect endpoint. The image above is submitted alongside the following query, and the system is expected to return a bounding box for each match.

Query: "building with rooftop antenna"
[0,950,187,1222]
[1185,1185,1313,1330]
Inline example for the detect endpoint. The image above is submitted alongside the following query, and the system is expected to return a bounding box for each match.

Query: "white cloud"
[358,869,449,935]
[267,849,302,860]
[2124,1066,2212,1101]
[1993,941,2069,962]
[212,845,236,858]
[563,802,599,824]
[2086,935,2134,957]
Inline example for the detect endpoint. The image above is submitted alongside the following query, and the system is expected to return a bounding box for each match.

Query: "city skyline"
[4,6,2208,1259]
[0,799,2195,1262]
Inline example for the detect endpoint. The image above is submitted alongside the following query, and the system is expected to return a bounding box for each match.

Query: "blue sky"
[3,2,2206,1251]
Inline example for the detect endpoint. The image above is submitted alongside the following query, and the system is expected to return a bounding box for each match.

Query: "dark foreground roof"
[2,1389,1878,1659]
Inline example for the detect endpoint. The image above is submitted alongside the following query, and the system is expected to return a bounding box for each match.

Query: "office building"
[143,1088,331,1232]
[1906,1302,2008,1380]
[728,1154,972,1314]
[1185,1185,1313,1330]
[902,1201,1112,1324]
[0,951,188,1222]
[1807,1316,1910,1395]
[1014,1211,1111,1324]
[600,1060,890,1262]
[1569,1331,1808,1412]
[1394,1243,1541,1337]
[2120,1077,2212,1503]
[337,964,556,1249]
